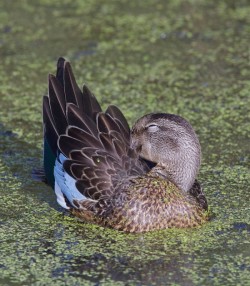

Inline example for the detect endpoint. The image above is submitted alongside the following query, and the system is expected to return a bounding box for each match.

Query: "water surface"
[0,1,249,285]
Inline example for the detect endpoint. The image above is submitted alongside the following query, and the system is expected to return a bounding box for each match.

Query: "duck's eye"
[145,124,159,132]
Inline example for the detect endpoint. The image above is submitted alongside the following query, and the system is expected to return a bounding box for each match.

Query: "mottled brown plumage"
[72,172,207,232]
[43,58,209,233]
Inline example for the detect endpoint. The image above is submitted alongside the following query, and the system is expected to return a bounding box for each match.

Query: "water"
[0,0,249,285]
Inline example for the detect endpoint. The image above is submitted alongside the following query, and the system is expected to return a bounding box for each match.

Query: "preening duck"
[43,58,208,233]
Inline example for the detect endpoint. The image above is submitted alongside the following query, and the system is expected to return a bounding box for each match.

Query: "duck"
[43,57,209,233]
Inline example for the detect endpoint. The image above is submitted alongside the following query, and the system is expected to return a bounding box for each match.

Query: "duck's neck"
[150,161,198,192]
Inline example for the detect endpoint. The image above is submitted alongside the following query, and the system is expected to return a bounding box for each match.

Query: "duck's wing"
[43,58,101,156]
[43,57,102,186]
[43,58,149,210]
[189,180,208,210]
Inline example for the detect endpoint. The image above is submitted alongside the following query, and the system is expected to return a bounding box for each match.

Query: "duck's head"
[131,113,201,192]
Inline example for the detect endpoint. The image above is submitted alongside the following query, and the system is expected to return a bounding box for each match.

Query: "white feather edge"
[55,180,70,209]
[53,153,90,209]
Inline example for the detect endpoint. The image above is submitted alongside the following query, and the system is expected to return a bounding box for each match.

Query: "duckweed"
[0,0,249,285]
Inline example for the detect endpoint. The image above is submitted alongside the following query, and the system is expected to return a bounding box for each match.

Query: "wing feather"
[43,57,149,211]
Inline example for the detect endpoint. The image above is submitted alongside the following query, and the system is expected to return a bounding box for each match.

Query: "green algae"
[0,0,250,285]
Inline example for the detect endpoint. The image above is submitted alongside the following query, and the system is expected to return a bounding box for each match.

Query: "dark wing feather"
[43,58,95,160]
[106,105,130,143]
[66,104,99,136]
[64,61,83,108]
[99,133,117,155]
[49,74,66,113]
[43,96,59,156]
[82,85,102,120]
[43,57,149,207]
[97,113,121,134]
[59,135,88,158]
[58,112,149,202]
[113,138,126,157]
[55,57,65,85]
[48,75,68,135]
[67,126,103,149]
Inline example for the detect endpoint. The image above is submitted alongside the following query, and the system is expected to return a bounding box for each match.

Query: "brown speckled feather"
[72,173,208,232]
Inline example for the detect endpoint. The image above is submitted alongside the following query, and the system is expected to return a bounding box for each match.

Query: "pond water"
[0,1,249,285]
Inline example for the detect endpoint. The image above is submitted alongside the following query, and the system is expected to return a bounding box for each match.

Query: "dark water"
[0,1,249,285]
